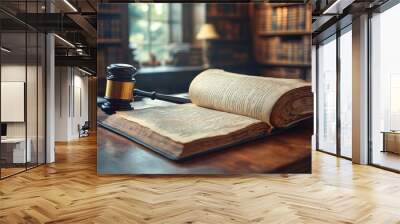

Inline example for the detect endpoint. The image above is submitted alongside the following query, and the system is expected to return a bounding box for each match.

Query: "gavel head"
[101,64,137,113]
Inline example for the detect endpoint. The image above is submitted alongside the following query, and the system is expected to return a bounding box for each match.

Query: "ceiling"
[0,0,97,73]
[1,32,46,64]
[312,0,390,42]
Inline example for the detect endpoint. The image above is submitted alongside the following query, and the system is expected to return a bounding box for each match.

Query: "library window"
[129,3,182,64]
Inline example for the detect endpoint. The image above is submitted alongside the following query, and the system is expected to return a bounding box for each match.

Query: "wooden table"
[97,98,312,174]
[382,131,400,154]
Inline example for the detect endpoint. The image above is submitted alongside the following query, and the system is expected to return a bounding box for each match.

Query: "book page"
[115,104,267,144]
[189,69,310,126]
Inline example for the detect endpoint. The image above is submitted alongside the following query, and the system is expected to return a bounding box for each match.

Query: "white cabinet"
[1,138,32,163]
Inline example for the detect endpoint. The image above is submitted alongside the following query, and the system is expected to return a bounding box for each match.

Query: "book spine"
[282,7,288,32]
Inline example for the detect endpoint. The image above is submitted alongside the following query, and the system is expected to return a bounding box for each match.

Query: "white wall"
[1,65,26,141]
[55,66,69,141]
[1,65,38,138]
[54,67,89,141]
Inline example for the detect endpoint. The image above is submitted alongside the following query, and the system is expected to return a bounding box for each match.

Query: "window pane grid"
[129,3,182,64]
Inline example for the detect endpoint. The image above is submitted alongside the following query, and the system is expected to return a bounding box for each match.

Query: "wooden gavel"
[101,64,191,113]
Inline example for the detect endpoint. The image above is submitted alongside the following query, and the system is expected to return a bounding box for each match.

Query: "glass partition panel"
[339,28,352,158]
[317,36,337,154]
[0,0,46,179]
[1,31,28,177]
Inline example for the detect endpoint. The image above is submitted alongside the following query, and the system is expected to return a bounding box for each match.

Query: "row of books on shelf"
[211,21,249,41]
[207,4,248,17]
[255,37,311,65]
[257,5,311,34]
[98,19,122,39]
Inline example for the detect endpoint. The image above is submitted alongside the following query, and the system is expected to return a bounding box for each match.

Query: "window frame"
[0,0,47,180]
[315,20,353,161]
[130,3,182,63]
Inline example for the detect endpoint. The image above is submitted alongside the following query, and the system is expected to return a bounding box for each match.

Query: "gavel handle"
[134,89,191,104]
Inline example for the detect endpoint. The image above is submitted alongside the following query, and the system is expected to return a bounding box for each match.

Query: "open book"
[101,69,313,160]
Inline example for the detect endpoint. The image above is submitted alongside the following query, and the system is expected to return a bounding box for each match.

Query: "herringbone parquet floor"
[1,135,400,224]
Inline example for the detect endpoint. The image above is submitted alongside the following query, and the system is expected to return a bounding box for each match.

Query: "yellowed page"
[189,69,310,126]
[116,104,266,144]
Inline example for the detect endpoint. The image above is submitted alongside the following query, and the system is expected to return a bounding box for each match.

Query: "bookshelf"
[97,4,135,96]
[252,3,312,80]
[205,4,252,69]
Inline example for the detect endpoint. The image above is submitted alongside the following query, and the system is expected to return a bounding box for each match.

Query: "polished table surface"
[97,99,312,174]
